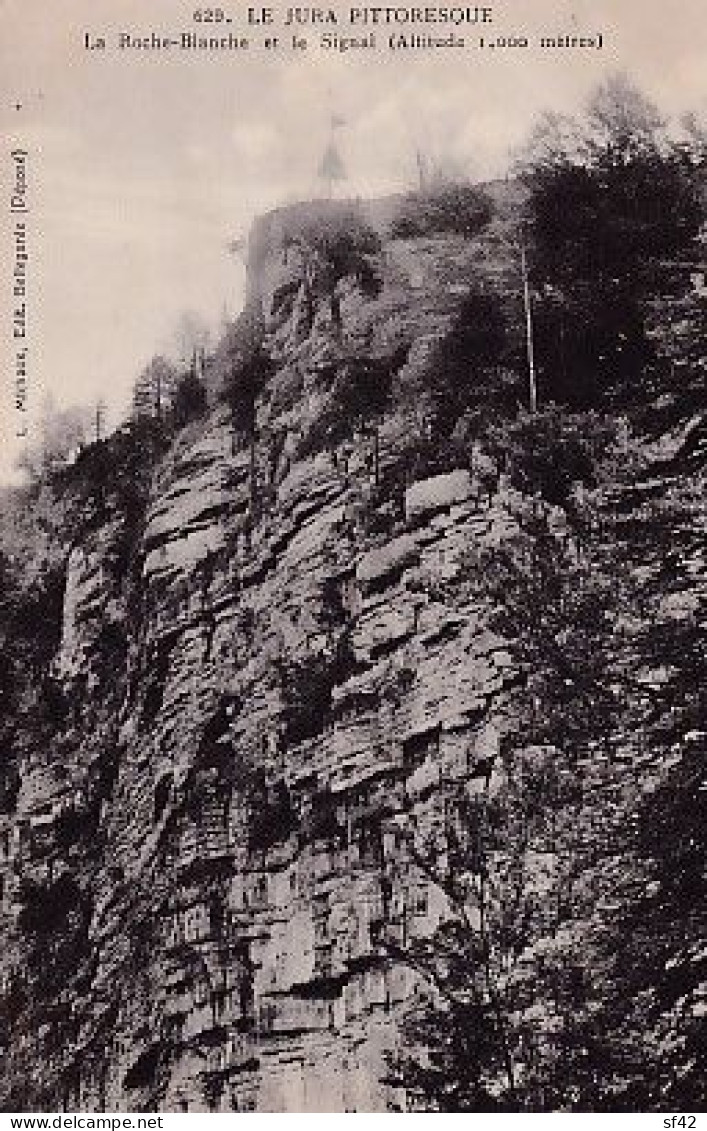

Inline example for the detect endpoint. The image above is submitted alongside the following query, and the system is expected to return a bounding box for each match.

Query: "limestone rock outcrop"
[0,194,525,1112]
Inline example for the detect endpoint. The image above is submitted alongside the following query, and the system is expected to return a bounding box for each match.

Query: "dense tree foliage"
[528,149,702,285]
[391,182,494,240]
[391,77,706,1111]
[132,355,179,421]
[220,306,273,436]
[170,371,207,430]
[521,76,704,410]
[391,466,704,1108]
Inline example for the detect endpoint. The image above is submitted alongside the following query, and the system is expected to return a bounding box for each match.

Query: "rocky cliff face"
[3,186,705,1113]
[0,195,529,1111]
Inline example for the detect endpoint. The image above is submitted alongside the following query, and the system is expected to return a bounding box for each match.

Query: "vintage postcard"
[1,0,705,1114]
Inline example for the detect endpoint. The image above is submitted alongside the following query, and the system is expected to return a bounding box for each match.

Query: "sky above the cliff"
[1,0,706,482]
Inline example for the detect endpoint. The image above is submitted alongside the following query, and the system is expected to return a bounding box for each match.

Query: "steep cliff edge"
[1,187,703,1112]
[0,194,526,1111]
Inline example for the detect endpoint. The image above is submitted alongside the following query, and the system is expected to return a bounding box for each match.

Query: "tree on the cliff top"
[170,370,207,430]
[524,75,703,284]
[132,355,179,422]
[390,180,493,240]
[520,75,704,408]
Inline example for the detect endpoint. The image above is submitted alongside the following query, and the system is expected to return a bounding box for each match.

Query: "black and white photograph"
[0,0,705,1114]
